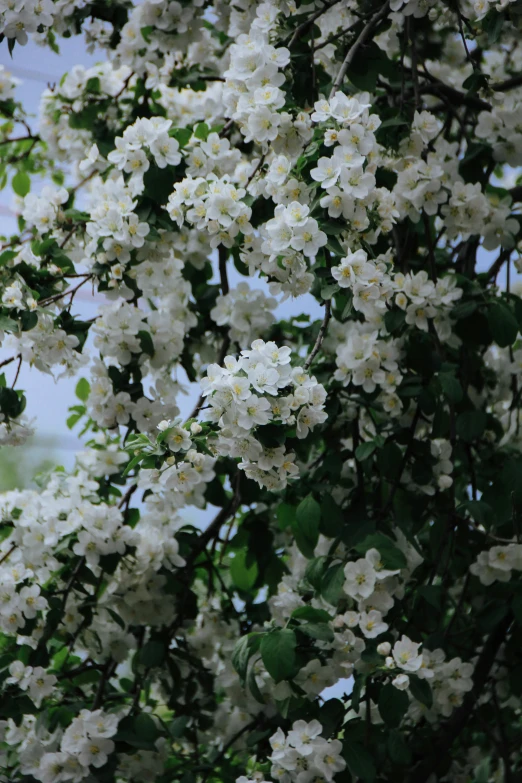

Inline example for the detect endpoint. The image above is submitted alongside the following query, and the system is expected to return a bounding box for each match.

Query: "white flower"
[287,719,323,754]
[392,673,410,690]
[77,737,115,768]
[343,559,377,600]
[359,609,388,638]
[392,635,423,672]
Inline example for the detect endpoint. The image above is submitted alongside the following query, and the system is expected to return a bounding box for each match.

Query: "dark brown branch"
[187,490,241,567]
[484,248,512,282]
[0,134,38,146]
[0,543,17,566]
[0,355,16,370]
[11,354,22,388]
[92,659,117,710]
[218,244,229,296]
[118,483,137,509]
[329,1,390,98]
[419,76,491,111]
[304,299,331,369]
[493,73,522,92]
[285,0,344,48]
[383,406,421,515]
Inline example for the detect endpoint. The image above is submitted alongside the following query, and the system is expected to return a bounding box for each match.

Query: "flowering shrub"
[0,1,522,781]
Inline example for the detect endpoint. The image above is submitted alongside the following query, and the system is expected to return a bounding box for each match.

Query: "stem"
[304,299,331,370]
[0,543,17,566]
[11,354,22,388]
[329,2,390,98]
[218,244,229,295]
[286,0,343,48]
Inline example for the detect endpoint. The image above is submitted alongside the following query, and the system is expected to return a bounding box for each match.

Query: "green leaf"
[169,716,189,739]
[260,629,296,683]
[378,683,409,727]
[488,302,519,348]
[169,127,192,147]
[462,71,490,95]
[138,330,155,357]
[355,442,376,461]
[320,563,345,606]
[86,76,101,93]
[304,556,328,589]
[232,633,261,683]
[292,606,332,622]
[384,309,406,334]
[230,550,258,591]
[296,622,334,642]
[343,740,376,781]
[456,410,487,442]
[438,372,463,403]
[247,664,265,703]
[320,495,343,537]
[0,387,24,418]
[459,500,493,526]
[408,675,433,708]
[66,411,83,430]
[194,122,209,140]
[0,250,16,267]
[134,713,159,742]
[387,730,411,764]
[138,640,165,668]
[277,502,295,530]
[377,441,403,481]
[106,607,126,630]
[75,378,90,402]
[355,533,407,570]
[294,494,320,558]
[0,314,18,332]
[12,171,30,198]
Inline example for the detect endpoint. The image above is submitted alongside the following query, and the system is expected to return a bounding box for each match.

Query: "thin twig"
[329,1,390,98]
[0,355,16,370]
[245,153,266,188]
[92,659,117,710]
[118,483,137,509]
[0,543,17,566]
[0,134,38,146]
[38,276,93,307]
[286,0,344,48]
[304,299,331,369]
[11,354,22,388]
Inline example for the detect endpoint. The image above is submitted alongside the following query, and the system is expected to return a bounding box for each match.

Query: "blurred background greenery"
[0,439,58,491]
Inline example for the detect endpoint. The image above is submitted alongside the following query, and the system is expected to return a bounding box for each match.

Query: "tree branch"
[329,1,390,98]
[304,299,331,370]
[285,0,344,48]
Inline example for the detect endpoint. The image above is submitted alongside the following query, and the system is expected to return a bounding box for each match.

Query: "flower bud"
[392,673,410,691]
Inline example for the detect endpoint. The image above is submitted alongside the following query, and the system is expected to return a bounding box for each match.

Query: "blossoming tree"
[0,0,522,780]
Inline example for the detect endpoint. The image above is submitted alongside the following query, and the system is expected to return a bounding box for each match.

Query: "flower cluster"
[167,176,252,249]
[201,339,327,489]
[0,708,120,782]
[107,117,181,196]
[211,282,277,347]
[268,720,346,783]
[223,11,290,146]
[470,543,522,585]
